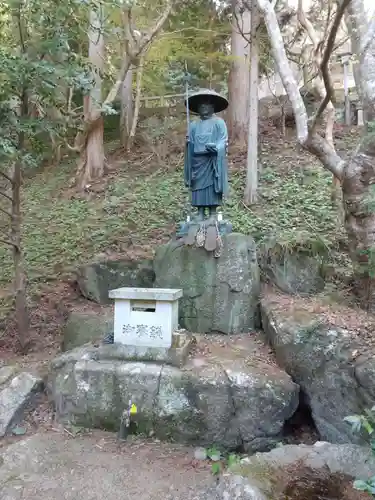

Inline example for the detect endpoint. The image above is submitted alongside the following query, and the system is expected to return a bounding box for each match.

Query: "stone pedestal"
[154,233,260,334]
[48,334,299,451]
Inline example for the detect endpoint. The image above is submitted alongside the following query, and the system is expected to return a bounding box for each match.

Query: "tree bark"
[12,159,29,352]
[120,63,134,147]
[342,0,375,305]
[76,6,105,190]
[12,90,29,353]
[244,2,259,204]
[127,54,145,150]
[228,0,251,146]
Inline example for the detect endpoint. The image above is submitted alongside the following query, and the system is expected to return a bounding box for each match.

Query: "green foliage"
[0,0,89,169]
[344,408,375,496]
[145,0,230,95]
[204,446,241,476]
[225,163,344,256]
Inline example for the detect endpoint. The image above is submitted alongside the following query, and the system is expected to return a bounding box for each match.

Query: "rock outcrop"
[259,245,325,295]
[154,233,260,334]
[62,311,113,351]
[0,367,43,436]
[77,258,155,304]
[197,442,375,500]
[261,293,375,444]
[48,336,299,451]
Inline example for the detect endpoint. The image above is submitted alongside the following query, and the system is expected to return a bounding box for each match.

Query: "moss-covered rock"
[48,342,299,450]
[62,311,113,352]
[77,258,155,305]
[261,294,375,444]
[154,233,260,334]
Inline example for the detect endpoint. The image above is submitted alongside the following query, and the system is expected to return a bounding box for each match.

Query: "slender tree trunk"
[12,160,29,352]
[76,7,105,189]
[127,54,145,150]
[120,63,134,147]
[244,2,259,204]
[280,104,286,135]
[13,90,29,352]
[228,0,251,146]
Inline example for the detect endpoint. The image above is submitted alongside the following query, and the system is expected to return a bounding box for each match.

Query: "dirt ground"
[0,430,214,500]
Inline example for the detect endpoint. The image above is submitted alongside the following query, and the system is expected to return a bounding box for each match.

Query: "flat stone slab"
[58,331,194,369]
[0,370,43,437]
[103,331,193,367]
[0,432,213,500]
[48,334,299,451]
[109,287,183,301]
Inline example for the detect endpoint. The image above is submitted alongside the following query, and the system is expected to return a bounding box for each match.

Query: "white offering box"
[108,287,183,348]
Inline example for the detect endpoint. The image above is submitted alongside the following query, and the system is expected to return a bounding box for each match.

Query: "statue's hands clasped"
[205,142,216,153]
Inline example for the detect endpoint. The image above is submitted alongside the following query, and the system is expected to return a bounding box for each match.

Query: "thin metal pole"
[185,61,190,140]
[184,61,192,220]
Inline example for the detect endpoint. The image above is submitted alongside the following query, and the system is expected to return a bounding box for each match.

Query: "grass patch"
[227,164,342,251]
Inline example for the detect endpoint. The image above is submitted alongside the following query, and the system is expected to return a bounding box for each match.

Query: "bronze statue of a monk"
[184,89,229,221]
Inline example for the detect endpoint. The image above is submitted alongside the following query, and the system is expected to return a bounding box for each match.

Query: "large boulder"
[261,293,375,444]
[48,336,299,451]
[62,311,113,351]
[154,233,260,334]
[77,259,155,304]
[259,245,325,296]
[0,367,43,436]
[196,442,375,500]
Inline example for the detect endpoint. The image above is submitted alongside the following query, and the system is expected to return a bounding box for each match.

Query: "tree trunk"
[76,7,105,189]
[244,2,259,205]
[342,138,375,307]
[228,0,251,147]
[280,104,286,135]
[12,159,29,352]
[342,0,375,307]
[127,54,145,151]
[120,64,134,147]
[12,90,29,353]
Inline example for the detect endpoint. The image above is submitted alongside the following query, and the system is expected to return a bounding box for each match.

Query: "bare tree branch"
[0,205,12,218]
[297,0,319,47]
[0,237,16,248]
[311,0,351,128]
[0,169,14,185]
[73,0,174,154]
[254,0,344,179]
[0,190,13,202]
[104,0,173,108]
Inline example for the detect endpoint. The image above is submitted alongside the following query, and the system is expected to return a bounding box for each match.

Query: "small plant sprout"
[344,406,375,496]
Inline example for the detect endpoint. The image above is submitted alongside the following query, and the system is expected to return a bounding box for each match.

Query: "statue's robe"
[184,116,228,207]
